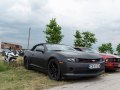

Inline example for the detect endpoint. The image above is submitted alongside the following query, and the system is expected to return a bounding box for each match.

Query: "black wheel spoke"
[49,61,59,79]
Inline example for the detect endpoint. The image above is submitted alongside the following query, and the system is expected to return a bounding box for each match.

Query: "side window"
[34,45,44,52]
[75,48,81,51]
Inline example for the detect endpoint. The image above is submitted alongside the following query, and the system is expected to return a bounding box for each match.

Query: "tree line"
[43,18,120,54]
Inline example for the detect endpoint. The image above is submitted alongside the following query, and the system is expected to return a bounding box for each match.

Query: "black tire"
[48,59,61,81]
[24,57,31,70]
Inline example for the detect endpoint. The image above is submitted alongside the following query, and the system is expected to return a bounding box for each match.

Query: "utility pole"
[27,27,31,50]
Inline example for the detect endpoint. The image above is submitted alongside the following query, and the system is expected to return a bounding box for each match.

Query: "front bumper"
[61,61,105,77]
[105,62,120,70]
[63,71,104,77]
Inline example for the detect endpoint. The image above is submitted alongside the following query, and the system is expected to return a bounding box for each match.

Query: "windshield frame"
[46,44,76,51]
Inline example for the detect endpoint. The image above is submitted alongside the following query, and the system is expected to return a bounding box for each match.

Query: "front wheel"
[24,57,31,70]
[48,59,61,81]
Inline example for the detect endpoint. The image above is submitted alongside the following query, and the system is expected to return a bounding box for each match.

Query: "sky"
[0,0,120,51]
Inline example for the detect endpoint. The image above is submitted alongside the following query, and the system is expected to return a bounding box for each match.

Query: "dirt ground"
[48,70,120,90]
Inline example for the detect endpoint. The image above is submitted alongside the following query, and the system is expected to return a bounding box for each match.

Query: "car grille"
[76,58,101,63]
[108,58,120,62]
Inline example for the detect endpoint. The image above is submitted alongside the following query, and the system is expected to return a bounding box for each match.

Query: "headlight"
[105,59,108,62]
[66,58,76,62]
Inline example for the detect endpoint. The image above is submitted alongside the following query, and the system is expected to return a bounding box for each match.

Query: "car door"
[32,45,46,69]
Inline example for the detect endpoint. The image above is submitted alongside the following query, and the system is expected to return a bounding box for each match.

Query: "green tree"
[98,43,113,54]
[74,31,97,47]
[44,18,64,44]
[116,43,120,54]
[74,30,83,47]
[82,31,97,47]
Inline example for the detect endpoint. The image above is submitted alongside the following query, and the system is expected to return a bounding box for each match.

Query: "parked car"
[1,49,11,56]
[24,43,104,80]
[4,51,19,62]
[74,47,120,71]
[19,50,24,56]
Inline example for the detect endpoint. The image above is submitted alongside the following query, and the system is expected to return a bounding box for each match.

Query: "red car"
[75,47,120,71]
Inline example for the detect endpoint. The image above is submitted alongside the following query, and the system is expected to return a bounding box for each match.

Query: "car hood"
[99,53,120,59]
[56,51,101,59]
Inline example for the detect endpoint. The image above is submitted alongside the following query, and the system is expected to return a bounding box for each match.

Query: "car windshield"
[46,44,76,51]
[82,48,99,53]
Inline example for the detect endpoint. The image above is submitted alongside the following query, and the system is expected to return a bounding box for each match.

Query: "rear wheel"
[24,57,31,70]
[48,59,61,81]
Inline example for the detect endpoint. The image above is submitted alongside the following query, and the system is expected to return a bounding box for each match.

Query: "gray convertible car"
[24,43,105,80]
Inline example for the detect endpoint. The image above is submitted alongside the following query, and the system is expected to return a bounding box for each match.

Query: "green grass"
[0,61,10,72]
[0,55,69,90]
